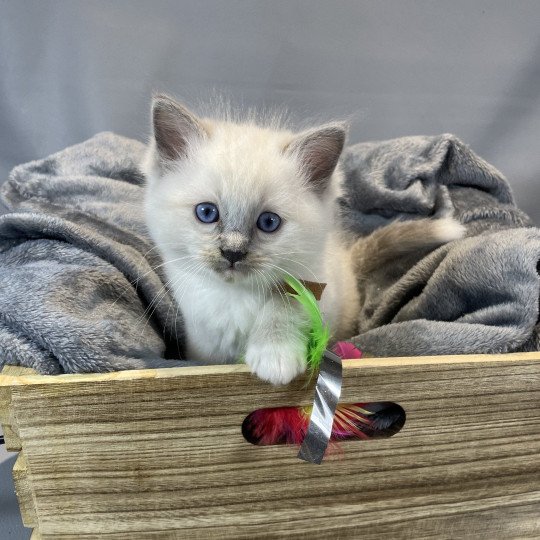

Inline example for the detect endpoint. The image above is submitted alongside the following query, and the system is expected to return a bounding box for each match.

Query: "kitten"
[142,95,463,384]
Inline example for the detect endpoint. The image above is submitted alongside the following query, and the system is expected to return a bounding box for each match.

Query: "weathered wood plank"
[0,365,35,450]
[13,452,38,528]
[1,353,539,538]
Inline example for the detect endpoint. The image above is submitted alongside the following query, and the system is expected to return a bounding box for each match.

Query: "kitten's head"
[142,95,346,287]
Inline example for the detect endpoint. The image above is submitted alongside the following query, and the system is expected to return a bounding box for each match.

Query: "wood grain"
[0,365,34,450]
[1,352,539,539]
[13,452,37,528]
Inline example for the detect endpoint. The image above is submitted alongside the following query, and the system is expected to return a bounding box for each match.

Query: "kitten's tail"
[353,217,465,276]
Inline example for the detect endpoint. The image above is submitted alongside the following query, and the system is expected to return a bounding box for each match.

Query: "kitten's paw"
[245,340,307,385]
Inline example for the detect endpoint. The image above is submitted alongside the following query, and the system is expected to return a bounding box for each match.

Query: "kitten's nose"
[220,249,247,266]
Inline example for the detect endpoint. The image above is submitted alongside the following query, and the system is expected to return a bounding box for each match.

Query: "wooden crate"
[1,353,539,539]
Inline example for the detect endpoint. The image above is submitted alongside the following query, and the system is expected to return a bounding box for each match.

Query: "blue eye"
[195,202,219,224]
[257,212,281,233]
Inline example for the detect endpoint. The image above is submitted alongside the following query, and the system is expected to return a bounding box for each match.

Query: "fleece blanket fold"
[1,132,539,373]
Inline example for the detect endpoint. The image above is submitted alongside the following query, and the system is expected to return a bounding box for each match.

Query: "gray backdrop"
[1,0,539,220]
[0,2,539,538]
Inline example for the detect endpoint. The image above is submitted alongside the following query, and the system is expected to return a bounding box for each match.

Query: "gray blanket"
[1,132,539,374]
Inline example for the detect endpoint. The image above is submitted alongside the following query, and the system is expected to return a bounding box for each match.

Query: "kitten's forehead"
[190,122,300,216]
[201,123,295,184]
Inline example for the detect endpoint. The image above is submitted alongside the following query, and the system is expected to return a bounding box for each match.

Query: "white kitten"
[142,95,359,384]
[142,95,463,385]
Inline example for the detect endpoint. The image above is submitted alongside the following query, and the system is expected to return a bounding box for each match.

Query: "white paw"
[245,339,308,385]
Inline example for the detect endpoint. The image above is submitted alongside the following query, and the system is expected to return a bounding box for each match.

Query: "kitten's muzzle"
[220,249,248,266]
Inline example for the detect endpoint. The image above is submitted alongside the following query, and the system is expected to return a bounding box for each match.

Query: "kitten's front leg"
[245,297,309,385]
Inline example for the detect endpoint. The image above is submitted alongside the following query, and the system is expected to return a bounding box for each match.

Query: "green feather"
[284,275,330,372]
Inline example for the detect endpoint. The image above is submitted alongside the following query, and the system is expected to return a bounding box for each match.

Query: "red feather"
[242,343,393,446]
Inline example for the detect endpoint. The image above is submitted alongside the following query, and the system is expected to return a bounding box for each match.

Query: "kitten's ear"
[286,123,346,194]
[151,94,207,164]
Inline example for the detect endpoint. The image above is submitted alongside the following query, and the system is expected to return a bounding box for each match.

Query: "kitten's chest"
[171,271,262,362]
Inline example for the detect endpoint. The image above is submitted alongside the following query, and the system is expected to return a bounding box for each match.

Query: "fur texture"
[143,95,464,384]
[142,95,355,384]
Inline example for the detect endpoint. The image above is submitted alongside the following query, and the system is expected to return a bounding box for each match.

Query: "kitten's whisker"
[170,262,207,338]
[271,257,320,283]
[84,258,194,337]
[252,268,280,333]
[136,273,181,329]
[137,273,179,323]
[263,250,311,256]
[163,274,189,341]
[259,262,315,335]
[251,269,268,334]
[132,254,199,286]
[82,280,135,336]
[136,259,201,332]
[132,242,195,287]
[262,261,319,286]
[260,268,294,315]
[133,256,202,329]
[161,261,207,335]
[254,269,296,338]
[166,261,208,346]
[272,276,297,325]
[142,261,202,340]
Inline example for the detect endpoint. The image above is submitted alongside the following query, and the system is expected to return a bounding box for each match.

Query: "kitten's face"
[143,96,345,286]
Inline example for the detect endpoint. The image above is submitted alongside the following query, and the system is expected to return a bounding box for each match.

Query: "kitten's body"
[157,230,359,366]
[143,96,463,384]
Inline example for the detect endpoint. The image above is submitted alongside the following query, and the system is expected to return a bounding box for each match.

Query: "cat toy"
[283,274,330,374]
[243,398,405,447]
[243,276,405,461]
[248,275,363,463]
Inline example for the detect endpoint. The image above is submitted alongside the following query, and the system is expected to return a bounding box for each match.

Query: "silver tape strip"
[297,349,343,464]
